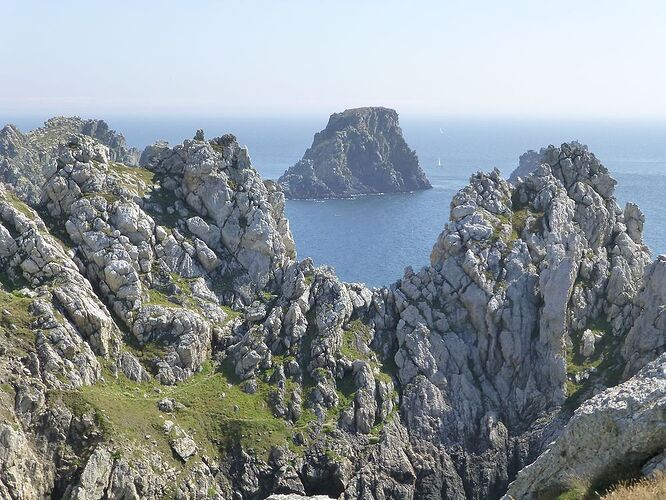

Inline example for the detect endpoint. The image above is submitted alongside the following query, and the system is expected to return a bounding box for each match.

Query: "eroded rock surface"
[506,353,666,499]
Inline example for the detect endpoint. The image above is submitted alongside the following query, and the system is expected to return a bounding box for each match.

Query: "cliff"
[0,117,140,204]
[278,107,431,199]
[0,123,663,500]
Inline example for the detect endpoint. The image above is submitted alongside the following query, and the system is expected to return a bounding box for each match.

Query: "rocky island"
[278,107,432,199]
[0,119,664,499]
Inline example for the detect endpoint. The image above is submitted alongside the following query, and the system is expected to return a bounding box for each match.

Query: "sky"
[2,0,666,119]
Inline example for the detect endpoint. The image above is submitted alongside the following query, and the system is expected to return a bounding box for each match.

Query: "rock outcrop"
[0,121,664,500]
[506,353,666,499]
[278,107,431,199]
[0,117,140,204]
[351,142,652,499]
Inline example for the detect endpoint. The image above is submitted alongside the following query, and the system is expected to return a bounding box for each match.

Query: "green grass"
[123,339,170,370]
[52,361,310,466]
[556,484,588,500]
[221,305,242,323]
[491,207,545,245]
[565,317,619,403]
[0,286,36,352]
[511,207,544,241]
[168,273,203,312]
[2,190,35,219]
[84,192,120,204]
[340,319,373,361]
[339,319,396,384]
[109,162,155,197]
[146,287,179,308]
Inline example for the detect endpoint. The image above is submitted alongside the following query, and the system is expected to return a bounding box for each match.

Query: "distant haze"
[2,0,666,119]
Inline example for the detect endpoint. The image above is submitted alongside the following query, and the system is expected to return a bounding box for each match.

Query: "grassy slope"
[51,360,320,473]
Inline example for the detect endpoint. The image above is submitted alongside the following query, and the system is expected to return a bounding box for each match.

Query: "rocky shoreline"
[0,118,663,499]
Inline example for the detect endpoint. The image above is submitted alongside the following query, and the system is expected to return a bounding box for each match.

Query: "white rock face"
[66,446,114,500]
[146,133,296,295]
[622,255,666,378]
[506,353,666,499]
[580,329,596,357]
[0,424,52,499]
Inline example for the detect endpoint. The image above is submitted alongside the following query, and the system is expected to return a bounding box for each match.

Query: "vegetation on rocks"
[0,122,664,500]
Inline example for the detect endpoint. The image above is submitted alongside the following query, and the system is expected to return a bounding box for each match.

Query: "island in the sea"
[278,107,432,199]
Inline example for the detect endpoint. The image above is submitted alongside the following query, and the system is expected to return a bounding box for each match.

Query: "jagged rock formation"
[0,117,140,204]
[508,148,544,183]
[0,124,664,500]
[278,107,431,199]
[505,352,666,499]
[348,142,653,499]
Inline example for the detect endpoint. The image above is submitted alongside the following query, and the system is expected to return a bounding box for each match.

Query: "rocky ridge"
[278,107,431,199]
[0,117,140,204]
[0,123,663,500]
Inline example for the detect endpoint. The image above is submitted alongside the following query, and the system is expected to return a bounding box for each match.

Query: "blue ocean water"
[5,116,666,287]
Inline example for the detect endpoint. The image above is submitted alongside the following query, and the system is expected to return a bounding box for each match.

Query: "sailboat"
[437,157,442,167]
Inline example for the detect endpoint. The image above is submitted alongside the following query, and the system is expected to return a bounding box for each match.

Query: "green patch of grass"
[146,287,179,308]
[123,339,170,370]
[168,273,202,312]
[565,317,619,404]
[339,319,396,383]
[556,485,587,500]
[510,207,545,243]
[491,207,545,245]
[3,190,35,219]
[370,406,397,439]
[340,320,373,361]
[50,390,112,435]
[53,361,304,466]
[0,288,36,350]
[84,192,119,204]
[109,163,155,197]
[221,305,242,324]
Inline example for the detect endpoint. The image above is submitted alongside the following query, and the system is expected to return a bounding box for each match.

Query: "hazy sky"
[3,0,666,118]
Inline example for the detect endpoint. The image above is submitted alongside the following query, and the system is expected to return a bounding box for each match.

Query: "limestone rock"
[506,354,666,499]
[0,117,139,204]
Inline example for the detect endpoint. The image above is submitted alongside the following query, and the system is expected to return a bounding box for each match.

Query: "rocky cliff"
[0,117,140,204]
[0,122,664,500]
[278,107,431,199]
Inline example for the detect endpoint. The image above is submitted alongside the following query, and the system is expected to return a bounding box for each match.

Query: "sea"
[5,115,666,288]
